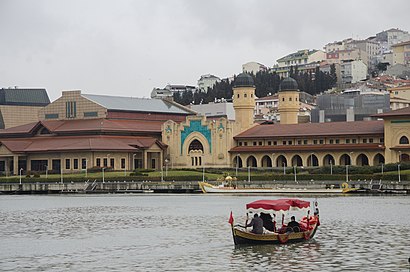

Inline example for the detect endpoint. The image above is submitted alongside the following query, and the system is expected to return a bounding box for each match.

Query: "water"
[0,194,409,271]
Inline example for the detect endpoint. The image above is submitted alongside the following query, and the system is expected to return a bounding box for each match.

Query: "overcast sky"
[1,0,409,101]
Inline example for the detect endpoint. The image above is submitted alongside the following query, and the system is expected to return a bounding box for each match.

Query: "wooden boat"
[229,198,320,245]
[199,181,343,194]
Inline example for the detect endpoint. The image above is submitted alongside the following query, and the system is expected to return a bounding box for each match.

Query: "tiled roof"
[0,135,165,153]
[234,120,384,139]
[0,88,50,106]
[82,93,193,115]
[0,119,164,137]
[372,106,410,118]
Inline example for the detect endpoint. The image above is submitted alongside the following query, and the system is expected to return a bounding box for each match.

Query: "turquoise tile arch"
[181,120,211,154]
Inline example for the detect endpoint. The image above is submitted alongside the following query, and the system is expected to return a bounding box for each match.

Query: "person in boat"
[259,213,275,232]
[286,216,300,233]
[246,214,264,234]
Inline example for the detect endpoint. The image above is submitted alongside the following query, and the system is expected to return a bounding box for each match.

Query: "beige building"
[392,40,410,66]
[0,88,50,129]
[242,62,268,74]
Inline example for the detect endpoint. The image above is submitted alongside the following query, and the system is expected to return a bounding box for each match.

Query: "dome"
[279,77,298,91]
[233,73,254,87]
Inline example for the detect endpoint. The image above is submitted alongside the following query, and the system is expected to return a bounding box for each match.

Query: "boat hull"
[199,182,342,194]
[232,224,318,245]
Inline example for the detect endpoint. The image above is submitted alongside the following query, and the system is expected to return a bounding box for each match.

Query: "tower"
[278,77,300,125]
[233,73,255,133]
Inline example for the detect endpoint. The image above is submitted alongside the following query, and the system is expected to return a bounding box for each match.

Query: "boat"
[229,198,320,245]
[199,180,344,194]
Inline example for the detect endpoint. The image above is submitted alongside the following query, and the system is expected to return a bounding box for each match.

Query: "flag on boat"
[228,211,234,225]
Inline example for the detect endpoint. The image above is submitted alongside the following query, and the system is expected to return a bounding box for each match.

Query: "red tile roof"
[0,118,164,136]
[0,135,165,153]
[234,120,384,139]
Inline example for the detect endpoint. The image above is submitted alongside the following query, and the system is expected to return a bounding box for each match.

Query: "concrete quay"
[0,179,409,194]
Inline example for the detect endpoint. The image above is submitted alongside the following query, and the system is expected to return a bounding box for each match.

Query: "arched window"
[237,94,240,98]
[244,93,247,98]
[399,136,409,144]
[189,140,203,152]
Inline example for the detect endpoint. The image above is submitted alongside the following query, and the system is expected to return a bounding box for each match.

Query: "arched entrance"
[233,156,243,168]
[188,139,204,167]
[291,155,303,166]
[307,154,319,166]
[276,155,287,167]
[246,156,257,167]
[261,155,272,167]
[373,153,385,166]
[323,154,335,166]
[340,154,352,165]
[356,154,369,166]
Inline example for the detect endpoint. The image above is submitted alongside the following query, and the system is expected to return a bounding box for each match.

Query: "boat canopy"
[246,198,310,213]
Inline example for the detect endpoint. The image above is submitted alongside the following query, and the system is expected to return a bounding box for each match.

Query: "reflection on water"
[0,195,409,271]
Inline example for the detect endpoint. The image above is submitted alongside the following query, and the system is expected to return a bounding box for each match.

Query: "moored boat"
[199,181,343,194]
[229,198,320,245]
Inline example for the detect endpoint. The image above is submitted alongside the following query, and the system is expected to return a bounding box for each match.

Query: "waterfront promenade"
[1,179,409,194]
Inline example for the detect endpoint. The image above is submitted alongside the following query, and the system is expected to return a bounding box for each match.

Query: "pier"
[0,179,409,194]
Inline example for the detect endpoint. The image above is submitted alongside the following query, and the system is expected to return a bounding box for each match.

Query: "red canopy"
[246,198,310,212]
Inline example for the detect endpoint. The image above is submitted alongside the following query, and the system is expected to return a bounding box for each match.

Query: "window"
[268,141,272,145]
[110,158,115,169]
[73,159,78,169]
[297,140,301,145]
[65,159,70,170]
[82,159,87,169]
[244,142,248,146]
[330,139,334,144]
[282,141,286,145]
[282,98,285,101]
[121,158,126,169]
[352,139,357,144]
[45,113,59,119]
[239,142,242,146]
[380,138,384,143]
[399,136,409,144]
[258,141,262,146]
[303,140,308,145]
[65,101,77,118]
[363,139,367,143]
[288,141,292,145]
[84,111,98,117]
[336,139,340,144]
[319,140,324,144]
[103,158,108,167]
[369,138,373,143]
[273,141,277,145]
[313,140,318,144]
[253,142,257,146]
[96,158,101,167]
[289,97,292,101]
[244,93,247,98]
[151,159,156,169]
[237,94,240,98]
[346,139,350,144]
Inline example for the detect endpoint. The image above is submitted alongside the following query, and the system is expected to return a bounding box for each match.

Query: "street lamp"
[235,154,240,177]
[60,164,63,184]
[19,168,23,185]
[132,154,137,170]
[346,164,349,183]
[107,154,110,168]
[283,162,286,175]
[85,159,88,178]
[248,165,251,182]
[102,167,105,183]
[330,160,333,175]
[271,153,275,173]
[398,151,402,183]
[45,165,48,179]
[294,165,297,183]
[165,159,169,177]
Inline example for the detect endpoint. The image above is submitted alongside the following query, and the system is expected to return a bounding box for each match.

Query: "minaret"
[233,73,255,133]
[278,77,300,125]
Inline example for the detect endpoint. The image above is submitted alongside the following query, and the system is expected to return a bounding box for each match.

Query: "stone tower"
[278,77,300,125]
[233,73,256,133]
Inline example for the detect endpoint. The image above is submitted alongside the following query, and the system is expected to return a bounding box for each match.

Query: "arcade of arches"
[232,152,391,168]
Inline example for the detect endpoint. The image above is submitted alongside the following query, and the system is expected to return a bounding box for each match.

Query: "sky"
[1,0,410,101]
